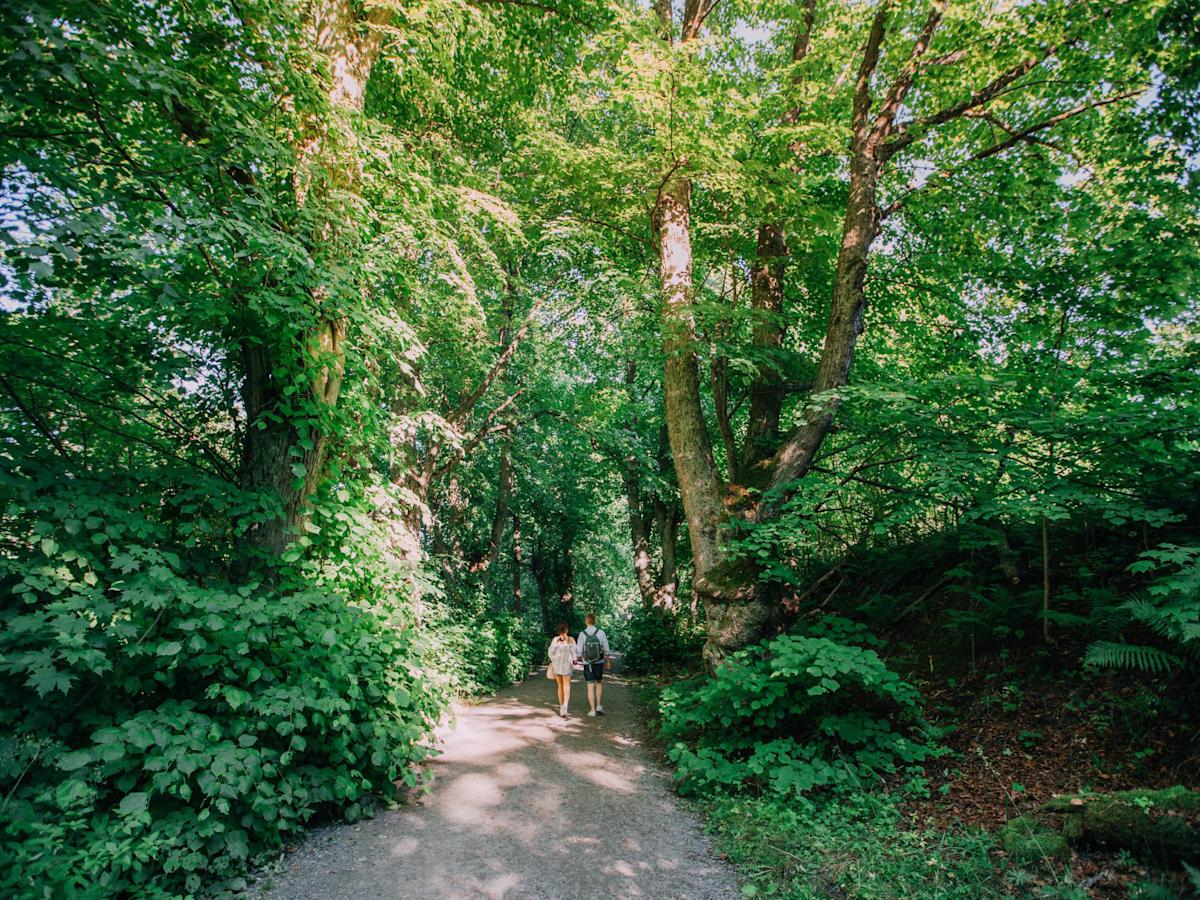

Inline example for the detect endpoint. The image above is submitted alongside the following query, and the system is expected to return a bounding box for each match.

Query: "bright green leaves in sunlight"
[660,617,941,798]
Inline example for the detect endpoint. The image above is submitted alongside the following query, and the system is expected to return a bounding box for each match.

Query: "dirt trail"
[256,673,738,900]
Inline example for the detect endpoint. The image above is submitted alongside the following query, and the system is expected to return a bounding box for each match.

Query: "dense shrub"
[424,608,542,696]
[660,616,942,797]
[0,476,442,897]
[622,605,705,673]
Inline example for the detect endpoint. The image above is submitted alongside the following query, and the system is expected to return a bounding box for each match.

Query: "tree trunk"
[656,172,776,667]
[1024,788,1200,866]
[739,223,788,482]
[511,512,522,613]
[561,542,576,622]
[624,463,658,608]
[236,0,380,565]
[532,533,575,630]
[763,137,880,508]
[653,496,680,608]
[486,440,513,572]
[532,548,553,634]
[622,361,658,607]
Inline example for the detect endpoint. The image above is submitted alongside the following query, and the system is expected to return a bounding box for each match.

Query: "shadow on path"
[258,674,738,900]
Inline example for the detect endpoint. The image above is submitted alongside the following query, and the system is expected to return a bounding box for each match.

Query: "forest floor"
[904,647,1199,896]
[251,673,738,900]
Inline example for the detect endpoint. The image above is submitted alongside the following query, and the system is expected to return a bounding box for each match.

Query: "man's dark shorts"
[583,661,605,683]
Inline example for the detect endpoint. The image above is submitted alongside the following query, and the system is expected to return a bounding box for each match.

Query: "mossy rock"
[1000,815,1070,865]
[1042,786,1200,866]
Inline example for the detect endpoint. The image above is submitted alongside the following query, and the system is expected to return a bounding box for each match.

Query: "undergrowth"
[660,617,942,797]
[0,473,539,898]
[706,792,1005,899]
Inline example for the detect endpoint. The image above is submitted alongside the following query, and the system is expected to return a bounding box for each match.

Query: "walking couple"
[547,613,611,719]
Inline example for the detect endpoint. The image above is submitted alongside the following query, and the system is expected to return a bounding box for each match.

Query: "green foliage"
[3,0,1199,893]
[1083,642,1182,675]
[424,607,541,697]
[622,606,705,674]
[0,474,441,897]
[1085,544,1200,674]
[706,792,1005,899]
[660,618,941,798]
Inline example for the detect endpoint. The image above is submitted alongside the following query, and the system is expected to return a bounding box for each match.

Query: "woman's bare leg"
[556,676,565,705]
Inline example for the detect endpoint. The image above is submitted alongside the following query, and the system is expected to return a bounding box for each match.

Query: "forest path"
[256,673,738,900]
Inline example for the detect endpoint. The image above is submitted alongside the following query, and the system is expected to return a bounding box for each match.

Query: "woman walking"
[548,622,576,718]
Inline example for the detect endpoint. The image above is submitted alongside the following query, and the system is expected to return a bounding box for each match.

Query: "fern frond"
[1184,861,1200,892]
[1083,641,1181,674]
[1124,599,1177,636]
[1040,609,1090,627]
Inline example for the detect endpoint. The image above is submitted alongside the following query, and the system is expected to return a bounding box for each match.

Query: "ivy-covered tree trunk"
[237,0,382,562]
[237,335,343,558]
[486,440,514,572]
[511,512,523,612]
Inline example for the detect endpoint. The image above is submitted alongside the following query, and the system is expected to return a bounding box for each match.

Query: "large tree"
[532,0,1196,667]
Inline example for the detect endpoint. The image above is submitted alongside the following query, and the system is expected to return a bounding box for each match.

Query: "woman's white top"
[548,638,576,676]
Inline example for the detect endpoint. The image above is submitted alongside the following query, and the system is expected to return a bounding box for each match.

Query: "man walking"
[576,613,611,717]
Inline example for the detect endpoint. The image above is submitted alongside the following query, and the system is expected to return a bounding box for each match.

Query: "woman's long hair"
[555,622,569,640]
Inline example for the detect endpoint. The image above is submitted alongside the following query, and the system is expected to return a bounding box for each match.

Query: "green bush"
[706,792,1005,899]
[424,608,541,696]
[660,617,941,797]
[622,605,705,673]
[0,478,442,897]
[1085,543,1200,674]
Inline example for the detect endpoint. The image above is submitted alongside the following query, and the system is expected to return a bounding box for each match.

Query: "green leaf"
[58,750,92,771]
[118,792,149,816]
[29,666,74,697]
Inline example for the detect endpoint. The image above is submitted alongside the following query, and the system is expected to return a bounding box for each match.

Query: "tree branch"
[433,389,525,482]
[851,2,893,138]
[448,295,542,428]
[0,371,74,464]
[885,43,1064,157]
[874,0,948,133]
[881,89,1142,219]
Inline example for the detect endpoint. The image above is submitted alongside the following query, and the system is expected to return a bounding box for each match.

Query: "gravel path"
[255,673,739,900]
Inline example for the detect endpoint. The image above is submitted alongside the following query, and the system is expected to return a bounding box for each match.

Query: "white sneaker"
[596,705,605,715]
[587,710,597,718]
[560,704,567,717]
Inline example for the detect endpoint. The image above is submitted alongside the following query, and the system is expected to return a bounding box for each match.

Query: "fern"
[1084,641,1181,674]
[1124,597,1200,649]
[1040,609,1090,628]
[1184,861,1200,893]
[1087,544,1200,675]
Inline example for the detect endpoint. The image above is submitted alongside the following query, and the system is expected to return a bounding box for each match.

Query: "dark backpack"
[583,627,603,662]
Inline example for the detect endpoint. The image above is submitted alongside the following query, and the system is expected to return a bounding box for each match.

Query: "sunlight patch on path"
[258,676,737,900]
